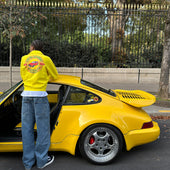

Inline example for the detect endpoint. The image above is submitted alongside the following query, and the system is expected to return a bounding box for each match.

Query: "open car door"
[0,82,67,145]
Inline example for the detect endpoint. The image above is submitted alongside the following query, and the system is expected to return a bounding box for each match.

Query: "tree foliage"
[0,0,46,40]
[0,0,46,86]
[0,0,169,69]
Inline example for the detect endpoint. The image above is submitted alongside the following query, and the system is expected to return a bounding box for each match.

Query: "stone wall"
[1,67,168,84]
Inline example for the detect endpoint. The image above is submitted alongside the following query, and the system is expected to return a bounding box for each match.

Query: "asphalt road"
[0,119,170,170]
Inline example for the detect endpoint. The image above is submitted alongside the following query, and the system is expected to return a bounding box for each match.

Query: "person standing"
[20,40,58,170]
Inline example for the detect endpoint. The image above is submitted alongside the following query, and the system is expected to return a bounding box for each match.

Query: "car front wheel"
[79,124,123,164]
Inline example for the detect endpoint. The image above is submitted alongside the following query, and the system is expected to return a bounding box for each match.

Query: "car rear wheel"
[79,124,123,164]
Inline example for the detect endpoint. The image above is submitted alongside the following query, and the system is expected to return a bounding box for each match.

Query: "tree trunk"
[9,6,12,87]
[158,9,170,99]
[108,0,129,67]
[9,35,12,87]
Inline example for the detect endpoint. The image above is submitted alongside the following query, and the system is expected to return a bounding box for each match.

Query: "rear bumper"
[124,121,160,151]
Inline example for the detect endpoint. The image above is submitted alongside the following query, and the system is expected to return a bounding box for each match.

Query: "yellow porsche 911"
[0,74,160,164]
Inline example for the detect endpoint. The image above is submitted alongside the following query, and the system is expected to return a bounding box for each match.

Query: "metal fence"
[0,1,169,68]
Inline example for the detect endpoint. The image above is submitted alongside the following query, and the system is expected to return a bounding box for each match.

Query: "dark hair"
[31,40,43,51]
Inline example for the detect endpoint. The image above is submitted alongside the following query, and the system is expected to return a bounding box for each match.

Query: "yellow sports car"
[0,74,160,164]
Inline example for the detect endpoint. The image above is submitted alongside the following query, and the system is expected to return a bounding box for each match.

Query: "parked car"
[0,74,160,164]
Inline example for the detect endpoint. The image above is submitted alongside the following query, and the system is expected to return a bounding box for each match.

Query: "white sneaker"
[39,155,54,169]
[25,168,31,170]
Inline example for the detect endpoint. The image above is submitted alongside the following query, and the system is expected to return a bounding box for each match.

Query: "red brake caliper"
[89,136,95,144]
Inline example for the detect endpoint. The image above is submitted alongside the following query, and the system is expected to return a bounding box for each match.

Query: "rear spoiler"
[113,89,156,108]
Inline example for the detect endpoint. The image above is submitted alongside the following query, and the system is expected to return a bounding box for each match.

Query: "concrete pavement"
[143,105,170,117]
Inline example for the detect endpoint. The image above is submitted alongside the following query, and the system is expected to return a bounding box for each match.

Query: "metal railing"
[0,1,169,68]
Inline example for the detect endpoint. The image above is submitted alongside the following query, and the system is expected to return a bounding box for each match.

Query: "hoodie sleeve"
[45,57,58,80]
[20,57,24,80]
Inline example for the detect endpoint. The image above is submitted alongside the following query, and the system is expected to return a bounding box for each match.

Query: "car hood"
[112,89,156,108]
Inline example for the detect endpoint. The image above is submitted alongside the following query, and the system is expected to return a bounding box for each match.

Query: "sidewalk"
[0,82,170,116]
[1,82,166,92]
[143,105,170,117]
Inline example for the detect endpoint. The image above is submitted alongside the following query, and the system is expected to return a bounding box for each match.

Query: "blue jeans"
[21,97,51,169]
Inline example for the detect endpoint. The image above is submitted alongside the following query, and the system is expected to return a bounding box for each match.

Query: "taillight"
[142,121,153,129]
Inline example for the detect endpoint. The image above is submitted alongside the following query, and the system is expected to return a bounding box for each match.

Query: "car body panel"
[0,74,160,157]
[0,142,23,152]
[124,121,160,151]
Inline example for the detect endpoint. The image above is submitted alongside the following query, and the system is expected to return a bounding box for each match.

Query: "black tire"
[79,123,123,165]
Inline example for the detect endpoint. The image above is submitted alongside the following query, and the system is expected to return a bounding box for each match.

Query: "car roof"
[49,74,82,87]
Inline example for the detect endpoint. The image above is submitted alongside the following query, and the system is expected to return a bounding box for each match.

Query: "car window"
[0,81,23,104]
[81,79,116,97]
[65,86,101,105]
[46,83,62,109]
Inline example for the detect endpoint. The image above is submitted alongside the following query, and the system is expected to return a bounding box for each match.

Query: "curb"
[143,105,170,117]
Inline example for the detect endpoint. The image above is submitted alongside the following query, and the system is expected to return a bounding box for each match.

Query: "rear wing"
[113,89,156,108]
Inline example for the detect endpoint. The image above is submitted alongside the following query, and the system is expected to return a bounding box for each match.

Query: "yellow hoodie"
[20,50,58,91]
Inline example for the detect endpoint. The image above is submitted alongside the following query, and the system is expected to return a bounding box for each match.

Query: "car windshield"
[0,81,22,103]
[81,79,116,97]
